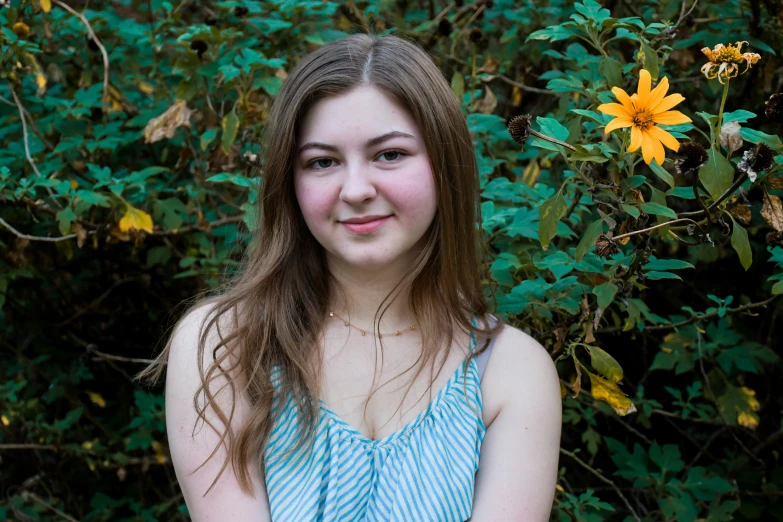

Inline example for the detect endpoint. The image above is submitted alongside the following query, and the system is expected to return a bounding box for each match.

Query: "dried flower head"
[438,19,453,37]
[233,6,249,16]
[190,40,208,56]
[597,69,691,165]
[738,143,776,182]
[595,234,618,258]
[507,114,532,145]
[700,41,760,84]
[674,142,709,174]
[12,22,30,39]
[765,93,783,124]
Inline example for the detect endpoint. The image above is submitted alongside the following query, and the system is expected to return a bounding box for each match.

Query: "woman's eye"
[379,150,405,162]
[311,158,334,169]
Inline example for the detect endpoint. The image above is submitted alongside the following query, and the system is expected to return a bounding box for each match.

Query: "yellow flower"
[597,69,692,165]
[119,205,153,233]
[701,41,760,84]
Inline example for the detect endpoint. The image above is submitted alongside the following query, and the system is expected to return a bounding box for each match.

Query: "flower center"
[632,109,654,130]
[715,46,743,63]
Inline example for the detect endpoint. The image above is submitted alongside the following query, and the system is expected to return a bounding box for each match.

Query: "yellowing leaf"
[40,0,52,13]
[87,391,106,408]
[717,384,760,429]
[139,81,155,94]
[588,372,637,416]
[1,415,10,426]
[151,440,168,464]
[82,441,93,450]
[587,345,623,383]
[119,205,153,233]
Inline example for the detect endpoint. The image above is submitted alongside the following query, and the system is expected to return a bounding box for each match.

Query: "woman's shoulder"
[480,323,561,428]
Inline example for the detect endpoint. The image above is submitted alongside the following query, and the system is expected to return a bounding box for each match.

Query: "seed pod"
[507,114,532,145]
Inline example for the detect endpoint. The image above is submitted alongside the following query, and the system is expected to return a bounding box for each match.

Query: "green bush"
[1,0,782,520]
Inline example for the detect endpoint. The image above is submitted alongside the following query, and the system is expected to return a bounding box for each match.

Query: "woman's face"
[293,85,437,274]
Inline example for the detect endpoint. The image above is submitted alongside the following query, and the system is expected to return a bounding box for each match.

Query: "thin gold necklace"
[328,310,416,338]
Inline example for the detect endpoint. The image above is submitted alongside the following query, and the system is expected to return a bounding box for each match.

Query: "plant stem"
[714,78,730,147]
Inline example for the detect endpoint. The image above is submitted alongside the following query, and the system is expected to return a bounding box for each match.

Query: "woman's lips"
[340,215,392,234]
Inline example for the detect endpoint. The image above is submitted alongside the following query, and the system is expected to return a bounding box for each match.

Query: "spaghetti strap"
[476,314,499,382]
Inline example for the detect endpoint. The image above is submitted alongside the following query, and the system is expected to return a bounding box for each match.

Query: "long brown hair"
[137,32,503,497]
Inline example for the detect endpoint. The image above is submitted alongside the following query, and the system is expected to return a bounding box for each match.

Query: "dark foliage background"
[1,0,782,520]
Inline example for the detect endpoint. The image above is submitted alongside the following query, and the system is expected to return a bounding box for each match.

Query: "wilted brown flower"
[12,22,30,39]
[468,27,484,43]
[234,6,249,16]
[674,142,709,174]
[738,143,776,182]
[767,231,783,246]
[765,93,783,124]
[438,19,452,37]
[190,39,208,57]
[700,41,761,84]
[595,234,618,258]
[507,114,532,145]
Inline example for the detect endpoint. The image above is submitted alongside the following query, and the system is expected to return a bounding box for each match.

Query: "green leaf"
[451,72,464,101]
[587,345,623,383]
[645,271,681,280]
[575,218,605,261]
[639,39,659,80]
[206,173,259,188]
[730,218,752,270]
[640,202,677,219]
[592,281,618,309]
[621,203,640,219]
[739,127,783,151]
[648,160,674,188]
[643,257,695,271]
[698,147,734,200]
[772,280,783,295]
[649,443,684,473]
[599,56,623,88]
[538,189,569,249]
[56,208,77,235]
[722,110,756,124]
[200,128,218,152]
[221,108,240,154]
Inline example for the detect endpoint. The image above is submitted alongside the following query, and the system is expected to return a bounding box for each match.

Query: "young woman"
[140,33,561,521]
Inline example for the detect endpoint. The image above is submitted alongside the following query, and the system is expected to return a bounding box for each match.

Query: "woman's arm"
[469,326,563,521]
[165,304,272,522]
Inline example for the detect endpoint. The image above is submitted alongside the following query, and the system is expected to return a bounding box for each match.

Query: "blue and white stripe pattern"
[263,330,486,522]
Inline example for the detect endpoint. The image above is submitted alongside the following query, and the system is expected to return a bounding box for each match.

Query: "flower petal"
[648,126,681,151]
[644,75,669,112]
[637,69,652,103]
[652,110,692,125]
[640,130,655,164]
[611,87,635,111]
[651,93,686,114]
[652,133,666,165]
[597,102,632,118]
[628,126,643,152]
[604,118,633,133]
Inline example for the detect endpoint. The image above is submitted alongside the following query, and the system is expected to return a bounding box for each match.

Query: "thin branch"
[560,448,642,522]
[599,295,778,334]
[0,217,88,242]
[20,492,80,522]
[88,348,155,364]
[0,444,59,451]
[680,171,749,218]
[8,84,47,180]
[52,0,110,115]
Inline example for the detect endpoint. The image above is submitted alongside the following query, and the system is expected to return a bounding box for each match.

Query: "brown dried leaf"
[143,100,193,144]
[761,192,783,233]
[729,203,752,225]
[473,86,497,114]
[768,176,783,190]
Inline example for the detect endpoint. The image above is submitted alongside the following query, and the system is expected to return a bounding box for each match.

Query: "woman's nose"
[339,163,377,204]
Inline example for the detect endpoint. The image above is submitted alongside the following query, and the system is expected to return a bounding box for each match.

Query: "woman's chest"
[316,329,473,441]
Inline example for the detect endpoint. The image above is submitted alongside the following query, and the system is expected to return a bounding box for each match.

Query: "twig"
[56,278,138,327]
[0,217,86,242]
[88,347,155,364]
[612,217,702,241]
[150,215,246,236]
[679,171,749,218]
[20,492,80,522]
[695,329,766,468]
[560,448,642,522]
[52,0,110,115]
[598,295,778,333]
[442,53,556,94]
[0,444,59,451]
[669,0,699,35]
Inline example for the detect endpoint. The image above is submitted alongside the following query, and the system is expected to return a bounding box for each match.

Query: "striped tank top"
[263,320,495,522]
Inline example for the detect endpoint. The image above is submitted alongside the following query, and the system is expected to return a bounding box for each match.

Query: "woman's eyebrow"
[297,131,416,155]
